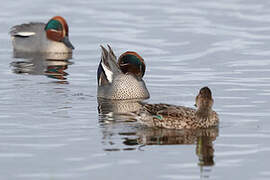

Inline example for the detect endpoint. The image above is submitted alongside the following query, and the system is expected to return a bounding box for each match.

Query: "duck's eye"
[45,20,63,31]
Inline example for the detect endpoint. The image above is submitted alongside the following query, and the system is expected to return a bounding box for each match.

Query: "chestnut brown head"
[45,16,74,49]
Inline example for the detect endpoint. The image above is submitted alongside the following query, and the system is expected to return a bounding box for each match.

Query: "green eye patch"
[45,19,62,31]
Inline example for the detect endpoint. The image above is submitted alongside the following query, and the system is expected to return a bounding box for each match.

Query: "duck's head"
[195,87,213,110]
[118,51,146,78]
[45,16,74,49]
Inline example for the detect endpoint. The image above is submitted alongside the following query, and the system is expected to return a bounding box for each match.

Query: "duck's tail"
[97,45,121,86]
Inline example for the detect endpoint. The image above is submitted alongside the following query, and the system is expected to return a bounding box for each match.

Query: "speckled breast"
[109,74,150,100]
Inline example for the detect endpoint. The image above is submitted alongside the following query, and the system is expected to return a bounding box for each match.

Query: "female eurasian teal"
[137,87,219,129]
[97,45,150,100]
[10,16,74,53]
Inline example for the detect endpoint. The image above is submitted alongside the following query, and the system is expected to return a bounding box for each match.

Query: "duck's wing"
[9,22,45,38]
[138,103,196,129]
[97,45,122,86]
[156,105,195,119]
[141,103,172,114]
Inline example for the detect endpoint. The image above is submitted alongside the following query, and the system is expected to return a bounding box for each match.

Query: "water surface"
[1,0,270,179]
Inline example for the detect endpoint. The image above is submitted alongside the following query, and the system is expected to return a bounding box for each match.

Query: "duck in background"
[137,87,219,129]
[97,45,149,100]
[10,16,74,53]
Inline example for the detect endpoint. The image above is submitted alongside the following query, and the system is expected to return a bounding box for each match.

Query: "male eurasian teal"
[137,87,219,129]
[97,45,150,100]
[10,16,74,53]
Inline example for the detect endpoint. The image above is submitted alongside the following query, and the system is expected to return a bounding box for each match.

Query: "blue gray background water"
[1,0,270,179]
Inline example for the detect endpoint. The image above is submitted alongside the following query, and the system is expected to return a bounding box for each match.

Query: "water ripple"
[1,0,270,180]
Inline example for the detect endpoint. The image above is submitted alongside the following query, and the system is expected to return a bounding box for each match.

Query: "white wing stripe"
[14,32,36,37]
[101,62,113,83]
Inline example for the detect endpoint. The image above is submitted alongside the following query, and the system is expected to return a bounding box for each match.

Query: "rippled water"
[1,0,270,179]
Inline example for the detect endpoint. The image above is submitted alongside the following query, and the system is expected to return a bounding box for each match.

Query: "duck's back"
[10,23,46,52]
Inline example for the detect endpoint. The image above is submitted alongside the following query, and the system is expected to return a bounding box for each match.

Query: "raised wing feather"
[98,45,121,85]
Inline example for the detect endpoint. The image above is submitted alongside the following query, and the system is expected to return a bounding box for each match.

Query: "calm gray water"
[1,0,270,179]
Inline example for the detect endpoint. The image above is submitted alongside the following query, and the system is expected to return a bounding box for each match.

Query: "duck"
[97,45,150,100]
[137,87,219,129]
[9,16,74,53]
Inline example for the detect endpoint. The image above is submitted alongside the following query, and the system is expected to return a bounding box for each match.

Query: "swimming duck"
[137,87,219,129]
[10,16,74,53]
[97,45,150,100]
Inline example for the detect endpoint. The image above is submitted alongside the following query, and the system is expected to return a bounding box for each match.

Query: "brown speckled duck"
[137,87,219,129]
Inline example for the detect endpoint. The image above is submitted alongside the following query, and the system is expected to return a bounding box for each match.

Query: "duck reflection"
[98,98,144,151]
[101,123,218,179]
[10,52,73,81]
[133,127,217,167]
[98,98,144,121]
